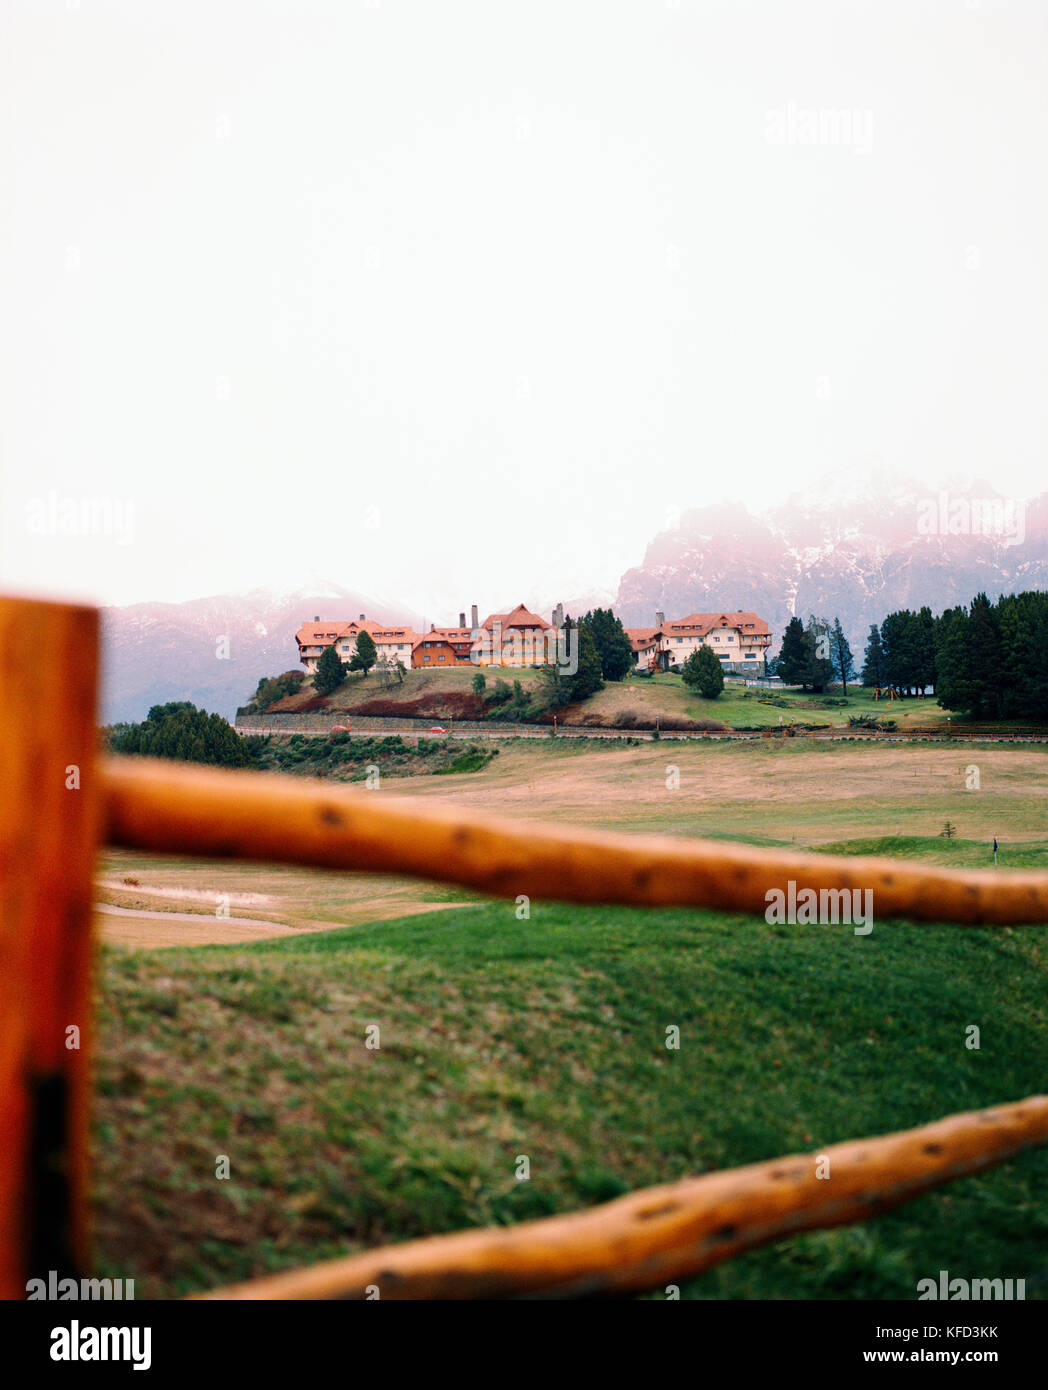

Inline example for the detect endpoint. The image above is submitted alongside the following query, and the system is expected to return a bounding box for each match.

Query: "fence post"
[0,597,100,1299]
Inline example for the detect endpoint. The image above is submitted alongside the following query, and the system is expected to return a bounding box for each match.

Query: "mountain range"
[616,470,1048,653]
[101,584,422,725]
[100,472,1048,722]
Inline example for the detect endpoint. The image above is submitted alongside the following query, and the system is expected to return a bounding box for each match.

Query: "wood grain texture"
[102,756,1048,924]
[194,1094,1048,1299]
[0,597,100,1299]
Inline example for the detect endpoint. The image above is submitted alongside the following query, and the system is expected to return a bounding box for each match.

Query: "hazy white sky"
[2,0,1045,613]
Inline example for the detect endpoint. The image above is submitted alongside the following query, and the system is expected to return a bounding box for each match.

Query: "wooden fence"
[2,593,1047,1301]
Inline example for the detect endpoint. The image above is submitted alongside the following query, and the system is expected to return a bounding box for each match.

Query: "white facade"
[656,619,768,669]
[374,634,415,665]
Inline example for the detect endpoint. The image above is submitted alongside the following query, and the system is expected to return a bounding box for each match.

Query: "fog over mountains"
[102,584,422,725]
[102,472,1048,723]
[617,471,1048,645]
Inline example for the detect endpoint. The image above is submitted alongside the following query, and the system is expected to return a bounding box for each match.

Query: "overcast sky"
[2,0,1045,615]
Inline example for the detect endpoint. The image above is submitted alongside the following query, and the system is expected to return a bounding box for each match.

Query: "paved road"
[239,726,752,742]
[238,726,1048,744]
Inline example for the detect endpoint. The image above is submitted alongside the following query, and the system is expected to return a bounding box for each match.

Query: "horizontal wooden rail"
[102,757,1048,924]
[194,1095,1048,1299]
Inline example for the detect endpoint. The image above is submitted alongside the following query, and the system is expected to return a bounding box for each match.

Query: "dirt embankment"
[352,690,487,719]
[264,690,728,732]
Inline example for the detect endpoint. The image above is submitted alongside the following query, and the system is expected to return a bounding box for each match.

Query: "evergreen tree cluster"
[313,643,348,696]
[312,633,380,697]
[776,615,852,692]
[934,591,1048,719]
[860,608,937,692]
[539,614,606,707]
[861,591,1048,719]
[238,669,305,716]
[106,702,254,767]
[580,608,634,682]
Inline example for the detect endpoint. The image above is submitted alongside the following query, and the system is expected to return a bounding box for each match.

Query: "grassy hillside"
[254,732,498,781]
[97,739,1048,934]
[265,665,970,731]
[91,738,1048,1298]
[269,665,544,719]
[92,902,1048,1299]
[349,736,1048,849]
[564,673,957,730]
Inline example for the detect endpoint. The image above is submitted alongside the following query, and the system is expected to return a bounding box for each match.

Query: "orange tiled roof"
[660,611,770,637]
[412,630,473,650]
[298,618,412,652]
[481,603,551,632]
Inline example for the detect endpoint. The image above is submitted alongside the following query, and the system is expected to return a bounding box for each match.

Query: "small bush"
[240,670,306,715]
[485,679,513,706]
[613,709,644,729]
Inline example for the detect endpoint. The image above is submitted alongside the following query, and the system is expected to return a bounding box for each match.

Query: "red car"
[429,726,448,734]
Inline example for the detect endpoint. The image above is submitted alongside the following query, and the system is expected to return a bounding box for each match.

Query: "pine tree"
[996,592,1045,718]
[881,611,923,693]
[570,619,605,701]
[966,593,1003,718]
[777,617,808,686]
[913,606,937,693]
[934,606,972,712]
[804,616,837,692]
[314,644,347,696]
[682,644,725,698]
[861,625,885,687]
[829,617,854,695]
[538,616,575,708]
[582,608,634,682]
[349,630,377,676]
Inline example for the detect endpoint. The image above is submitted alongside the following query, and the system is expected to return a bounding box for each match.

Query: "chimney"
[471,604,479,637]
[655,611,665,627]
[459,612,465,629]
[359,613,365,622]
[314,615,319,622]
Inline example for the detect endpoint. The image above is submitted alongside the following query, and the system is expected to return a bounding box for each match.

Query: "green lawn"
[627,673,956,730]
[93,901,1048,1300]
[266,660,983,731]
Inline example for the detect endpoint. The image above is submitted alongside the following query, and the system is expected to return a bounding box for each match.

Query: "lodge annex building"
[295,605,772,676]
